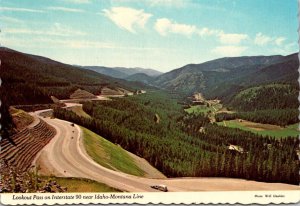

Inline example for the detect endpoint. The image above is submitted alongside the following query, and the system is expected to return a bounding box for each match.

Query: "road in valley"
[32,109,299,192]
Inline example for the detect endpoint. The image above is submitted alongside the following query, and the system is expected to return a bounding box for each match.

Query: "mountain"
[125,73,155,84]
[83,66,128,79]
[83,66,163,79]
[154,53,298,99]
[115,67,162,77]
[0,47,147,107]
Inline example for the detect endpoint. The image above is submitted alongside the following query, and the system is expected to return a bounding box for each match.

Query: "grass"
[185,105,212,115]
[42,176,121,192]
[217,120,299,138]
[81,126,145,177]
[10,107,33,121]
[9,107,34,129]
[68,106,91,118]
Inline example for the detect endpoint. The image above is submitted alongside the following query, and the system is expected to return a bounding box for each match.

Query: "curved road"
[32,110,299,192]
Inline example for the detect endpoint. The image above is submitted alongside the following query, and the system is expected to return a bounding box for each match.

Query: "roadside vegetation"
[43,176,121,192]
[81,127,145,177]
[0,164,120,193]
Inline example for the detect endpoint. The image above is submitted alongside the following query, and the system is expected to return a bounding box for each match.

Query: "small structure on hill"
[135,90,147,95]
[228,144,244,153]
[154,113,160,124]
[189,92,205,105]
[199,127,205,134]
[70,89,96,99]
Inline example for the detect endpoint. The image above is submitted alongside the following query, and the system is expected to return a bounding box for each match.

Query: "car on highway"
[150,184,168,192]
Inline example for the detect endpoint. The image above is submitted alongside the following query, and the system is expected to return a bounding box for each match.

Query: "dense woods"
[215,83,299,126]
[54,91,299,185]
[228,84,298,111]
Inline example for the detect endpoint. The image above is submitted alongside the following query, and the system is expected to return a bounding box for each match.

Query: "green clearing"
[185,105,210,114]
[217,120,299,138]
[43,176,121,192]
[185,103,223,115]
[81,126,145,177]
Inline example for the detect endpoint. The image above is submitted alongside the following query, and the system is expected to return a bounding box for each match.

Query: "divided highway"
[32,109,299,192]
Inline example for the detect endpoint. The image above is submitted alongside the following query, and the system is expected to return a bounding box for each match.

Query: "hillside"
[154,53,298,99]
[0,47,147,138]
[83,66,128,79]
[115,67,162,77]
[125,73,155,84]
[83,66,162,79]
[228,83,298,111]
[0,47,149,106]
[0,109,56,171]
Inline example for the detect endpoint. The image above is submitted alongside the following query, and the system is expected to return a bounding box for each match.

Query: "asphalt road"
[32,109,299,192]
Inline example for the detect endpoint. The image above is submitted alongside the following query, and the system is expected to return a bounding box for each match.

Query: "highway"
[32,109,299,192]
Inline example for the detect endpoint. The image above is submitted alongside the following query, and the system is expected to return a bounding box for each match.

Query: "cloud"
[0,7,44,13]
[154,17,248,44]
[103,7,152,33]
[149,0,188,8]
[212,45,247,57]
[254,33,272,45]
[275,37,286,46]
[2,35,115,49]
[0,16,23,23]
[218,32,248,45]
[47,7,84,13]
[5,23,86,37]
[254,32,287,47]
[155,18,197,36]
[198,27,221,37]
[63,0,91,3]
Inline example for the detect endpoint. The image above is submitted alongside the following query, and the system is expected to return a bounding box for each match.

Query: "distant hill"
[153,53,298,99]
[125,73,155,84]
[83,66,162,79]
[83,66,128,79]
[228,83,298,111]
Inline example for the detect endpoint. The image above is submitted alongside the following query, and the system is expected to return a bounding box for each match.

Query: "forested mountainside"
[0,47,147,138]
[83,66,162,79]
[153,53,298,99]
[0,47,146,106]
[125,73,155,84]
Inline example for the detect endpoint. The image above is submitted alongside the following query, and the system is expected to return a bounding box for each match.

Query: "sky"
[0,0,298,72]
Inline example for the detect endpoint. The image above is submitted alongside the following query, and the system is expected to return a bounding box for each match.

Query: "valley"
[0,47,299,193]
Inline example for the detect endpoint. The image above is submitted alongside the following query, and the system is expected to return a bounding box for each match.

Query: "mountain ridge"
[153,53,298,99]
[82,66,162,79]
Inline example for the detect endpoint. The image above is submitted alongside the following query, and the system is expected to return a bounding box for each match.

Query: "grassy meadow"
[217,120,299,138]
[81,126,145,177]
